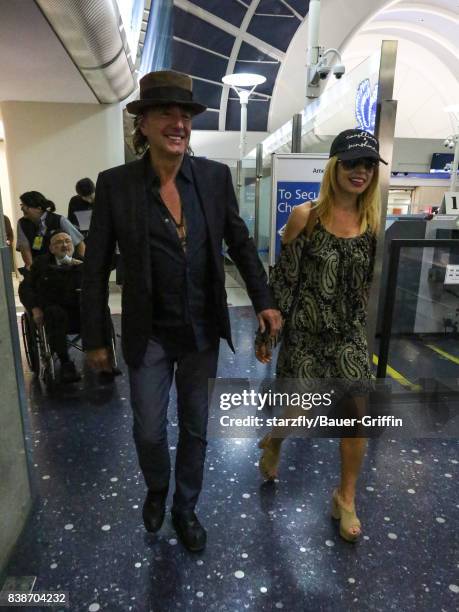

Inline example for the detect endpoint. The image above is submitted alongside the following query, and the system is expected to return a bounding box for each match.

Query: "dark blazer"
[81,155,275,367]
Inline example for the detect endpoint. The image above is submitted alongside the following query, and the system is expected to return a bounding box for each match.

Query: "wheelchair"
[21,307,118,392]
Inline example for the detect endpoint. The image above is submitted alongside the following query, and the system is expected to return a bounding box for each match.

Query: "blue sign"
[275,181,321,259]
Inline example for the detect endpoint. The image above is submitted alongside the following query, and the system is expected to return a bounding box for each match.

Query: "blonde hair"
[314,156,381,234]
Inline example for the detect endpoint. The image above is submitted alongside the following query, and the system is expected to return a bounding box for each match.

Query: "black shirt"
[144,154,218,353]
[68,195,93,229]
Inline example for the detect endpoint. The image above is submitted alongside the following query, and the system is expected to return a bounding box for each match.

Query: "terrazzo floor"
[3,307,458,612]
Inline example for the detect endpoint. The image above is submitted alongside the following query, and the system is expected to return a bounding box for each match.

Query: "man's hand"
[257,309,282,337]
[31,307,44,327]
[85,347,113,372]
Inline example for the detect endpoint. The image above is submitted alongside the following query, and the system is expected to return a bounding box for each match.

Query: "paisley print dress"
[274,219,376,385]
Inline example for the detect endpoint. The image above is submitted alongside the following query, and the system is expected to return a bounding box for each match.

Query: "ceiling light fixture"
[222,73,266,158]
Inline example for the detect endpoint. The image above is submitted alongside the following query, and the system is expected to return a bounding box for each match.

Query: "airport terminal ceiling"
[0,0,457,141]
[170,0,459,140]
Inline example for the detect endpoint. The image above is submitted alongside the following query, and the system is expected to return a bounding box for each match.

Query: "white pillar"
[239,90,249,159]
[306,0,321,65]
[306,0,321,99]
[450,129,459,192]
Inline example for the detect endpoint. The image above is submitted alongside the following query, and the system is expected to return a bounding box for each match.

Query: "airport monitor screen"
[430,152,454,173]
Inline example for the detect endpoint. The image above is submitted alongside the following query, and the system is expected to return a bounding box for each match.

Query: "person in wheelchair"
[20,230,84,383]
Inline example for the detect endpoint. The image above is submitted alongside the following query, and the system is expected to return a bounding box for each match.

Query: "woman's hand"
[255,342,272,364]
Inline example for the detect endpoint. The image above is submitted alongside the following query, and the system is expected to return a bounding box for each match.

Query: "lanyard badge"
[32,235,44,250]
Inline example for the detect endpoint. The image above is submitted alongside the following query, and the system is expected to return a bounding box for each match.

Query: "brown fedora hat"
[125,70,207,116]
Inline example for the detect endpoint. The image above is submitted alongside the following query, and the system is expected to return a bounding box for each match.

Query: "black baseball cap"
[330,129,387,164]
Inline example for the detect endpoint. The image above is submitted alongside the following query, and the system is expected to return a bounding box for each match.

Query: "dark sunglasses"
[339,158,379,171]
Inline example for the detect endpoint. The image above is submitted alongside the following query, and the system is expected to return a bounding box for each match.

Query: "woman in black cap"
[256,129,386,542]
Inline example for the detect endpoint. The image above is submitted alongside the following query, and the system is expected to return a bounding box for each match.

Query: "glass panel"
[238,158,256,238]
[258,172,272,258]
[386,243,459,385]
[115,0,145,56]
[140,0,172,74]
[225,159,256,260]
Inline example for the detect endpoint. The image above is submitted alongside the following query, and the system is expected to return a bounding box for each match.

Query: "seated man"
[20,231,84,383]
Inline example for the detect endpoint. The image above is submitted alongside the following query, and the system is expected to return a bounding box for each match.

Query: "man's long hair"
[315,156,381,234]
[132,115,149,155]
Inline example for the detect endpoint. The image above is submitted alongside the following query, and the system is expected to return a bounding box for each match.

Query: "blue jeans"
[129,337,219,512]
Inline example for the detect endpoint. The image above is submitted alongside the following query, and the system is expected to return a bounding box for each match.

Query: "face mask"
[57,254,72,265]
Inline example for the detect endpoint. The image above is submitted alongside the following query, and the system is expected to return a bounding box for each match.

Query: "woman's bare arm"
[282,203,311,245]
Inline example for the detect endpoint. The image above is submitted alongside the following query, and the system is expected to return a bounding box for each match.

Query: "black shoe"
[142,491,166,533]
[98,367,122,384]
[98,370,115,384]
[171,510,207,552]
[61,361,81,383]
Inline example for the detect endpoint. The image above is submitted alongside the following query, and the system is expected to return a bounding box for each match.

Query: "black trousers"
[43,305,80,362]
[129,337,219,512]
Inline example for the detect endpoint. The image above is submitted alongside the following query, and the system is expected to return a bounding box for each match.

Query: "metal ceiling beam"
[279,0,303,20]
[173,36,230,60]
[254,13,294,18]
[189,74,225,87]
[174,0,285,62]
[219,0,264,131]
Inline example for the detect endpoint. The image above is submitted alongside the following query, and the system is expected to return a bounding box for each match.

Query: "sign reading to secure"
[270,154,328,265]
[275,181,320,255]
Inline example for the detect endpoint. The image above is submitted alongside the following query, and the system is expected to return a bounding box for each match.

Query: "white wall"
[392,138,448,173]
[268,0,459,139]
[412,186,447,210]
[340,35,459,139]
[190,130,268,165]
[0,139,13,221]
[0,101,124,226]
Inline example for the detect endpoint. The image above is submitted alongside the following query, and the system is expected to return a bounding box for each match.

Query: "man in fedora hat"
[81,70,281,552]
